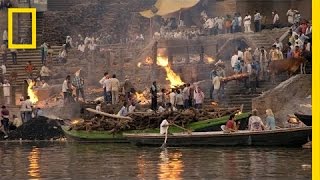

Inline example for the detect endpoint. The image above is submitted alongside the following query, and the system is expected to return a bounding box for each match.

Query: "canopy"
[140,0,200,18]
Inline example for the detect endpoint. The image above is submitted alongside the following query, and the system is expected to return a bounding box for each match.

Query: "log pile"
[71,106,241,133]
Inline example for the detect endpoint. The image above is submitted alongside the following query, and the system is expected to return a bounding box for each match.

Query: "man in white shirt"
[286,8,295,25]
[237,48,244,60]
[40,64,50,81]
[62,75,72,104]
[273,38,283,51]
[160,119,169,135]
[212,73,222,103]
[110,74,120,104]
[3,30,8,44]
[182,84,190,109]
[272,11,280,28]
[24,96,33,122]
[231,51,239,69]
[243,13,252,33]
[169,89,176,106]
[238,13,243,32]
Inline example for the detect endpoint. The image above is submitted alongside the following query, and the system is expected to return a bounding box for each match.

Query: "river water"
[0,142,311,179]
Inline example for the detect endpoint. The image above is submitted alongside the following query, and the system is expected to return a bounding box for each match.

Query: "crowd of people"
[154,8,306,41]
[224,108,305,133]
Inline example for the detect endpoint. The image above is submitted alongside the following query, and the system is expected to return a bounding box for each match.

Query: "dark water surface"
[0,142,311,179]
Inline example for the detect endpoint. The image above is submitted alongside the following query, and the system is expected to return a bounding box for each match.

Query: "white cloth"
[110,78,120,91]
[40,66,50,77]
[62,80,68,93]
[3,30,7,41]
[1,64,6,74]
[254,13,261,21]
[160,119,169,135]
[117,106,128,117]
[182,87,190,100]
[78,44,85,53]
[212,76,221,90]
[128,105,136,113]
[3,83,10,97]
[100,77,112,91]
[238,16,242,26]
[231,55,238,68]
[244,15,251,25]
[273,14,279,24]
[169,92,176,105]
[286,9,295,24]
[24,99,33,112]
[193,88,204,104]
[96,104,101,112]
[175,94,184,106]
[238,51,244,60]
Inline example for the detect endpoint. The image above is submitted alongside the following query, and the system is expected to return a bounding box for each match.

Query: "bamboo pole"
[86,108,133,120]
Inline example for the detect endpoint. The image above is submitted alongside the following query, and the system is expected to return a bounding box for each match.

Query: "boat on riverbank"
[61,113,250,142]
[294,113,312,126]
[124,127,312,147]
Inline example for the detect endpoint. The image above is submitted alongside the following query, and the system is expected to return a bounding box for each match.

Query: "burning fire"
[27,81,38,104]
[156,56,184,88]
[135,91,150,105]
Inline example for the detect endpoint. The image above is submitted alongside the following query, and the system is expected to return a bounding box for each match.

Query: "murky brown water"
[0,142,311,179]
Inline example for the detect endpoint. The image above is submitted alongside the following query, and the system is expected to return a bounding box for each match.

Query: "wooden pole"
[86,108,133,120]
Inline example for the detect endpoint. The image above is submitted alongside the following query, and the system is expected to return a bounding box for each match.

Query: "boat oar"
[160,129,168,148]
[170,123,192,134]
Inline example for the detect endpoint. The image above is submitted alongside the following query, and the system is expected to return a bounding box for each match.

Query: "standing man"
[150,81,158,111]
[40,42,48,64]
[72,70,85,102]
[62,75,73,104]
[3,80,10,105]
[25,61,35,79]
[40,64,50,82]
[212,72,222,103]
[254,10,261,32]
[1,106,9,138]
[1,43,7,65]
[123,75,133,103]
[99,72,109,103]
[272,11,280,28]
[286,8,295,25]
[243,48,253,65]
[182,84,190,109]
[231,51,239,71]
[2,29,8,45]
[110,74,120,104]
[24,96,33,122]
[10,48,17,64]
[243,13,252,33]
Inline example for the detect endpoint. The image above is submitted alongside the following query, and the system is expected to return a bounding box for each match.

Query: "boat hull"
[124,127,312,147]
[62,126,128,143]
[294,113,312,126]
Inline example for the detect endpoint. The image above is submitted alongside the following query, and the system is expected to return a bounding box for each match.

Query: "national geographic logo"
[8,8,37,49]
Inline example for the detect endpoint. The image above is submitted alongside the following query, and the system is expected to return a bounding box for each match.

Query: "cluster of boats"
[62,112,312,148]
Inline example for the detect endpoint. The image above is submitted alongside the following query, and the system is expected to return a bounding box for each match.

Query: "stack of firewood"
[71,106,241,133]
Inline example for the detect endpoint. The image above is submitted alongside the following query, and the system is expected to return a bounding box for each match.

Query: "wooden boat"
[294,113,312,126]
[61,113,250,142]
[124,127,312,147]
[61,126,128,143]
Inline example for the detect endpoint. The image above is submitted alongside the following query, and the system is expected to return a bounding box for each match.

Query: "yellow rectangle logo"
[8,8,37,49]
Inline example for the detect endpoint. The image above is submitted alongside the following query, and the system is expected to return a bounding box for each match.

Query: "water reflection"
[158,148,184,180]
[28,146,40,180]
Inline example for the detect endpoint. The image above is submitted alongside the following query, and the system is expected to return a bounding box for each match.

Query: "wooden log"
[86,108,133,120]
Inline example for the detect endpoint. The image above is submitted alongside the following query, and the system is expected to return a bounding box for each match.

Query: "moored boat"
[61,113,250,142]
[124,127,312,147]
[61,126,128,143]
[294,113,312,126]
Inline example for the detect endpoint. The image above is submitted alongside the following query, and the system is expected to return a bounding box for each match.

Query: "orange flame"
[28,81,38,104]
[135,92,150,105]
[157,56,184,88]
